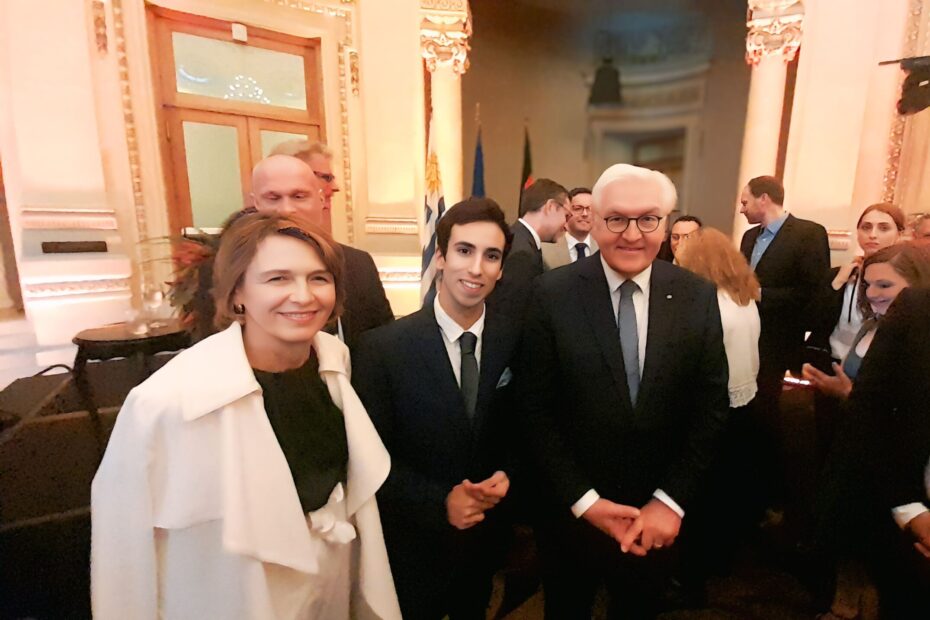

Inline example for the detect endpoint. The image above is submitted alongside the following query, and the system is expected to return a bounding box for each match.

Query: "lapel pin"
[666,294,673,299]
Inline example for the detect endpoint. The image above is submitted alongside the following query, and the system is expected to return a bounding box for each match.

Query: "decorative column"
[420,0,471,207]
[732,0,803,241]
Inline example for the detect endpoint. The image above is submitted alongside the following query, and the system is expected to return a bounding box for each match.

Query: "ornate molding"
[827,229,852,252]
[745,0,804,66]
[22,277,132,300]
[420,2,471,74]
[365,217,419,236]
[91,0,108,54]
[20,207,118,230]
[111,0,153,288]
[883,0,924,203]
[377,268,421,285]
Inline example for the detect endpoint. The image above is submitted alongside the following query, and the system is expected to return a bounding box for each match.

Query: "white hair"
[591,163,678,216]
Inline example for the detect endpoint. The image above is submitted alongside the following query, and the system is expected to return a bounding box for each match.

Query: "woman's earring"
[233,303,245,315]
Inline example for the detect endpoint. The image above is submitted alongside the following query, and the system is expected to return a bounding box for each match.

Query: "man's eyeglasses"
[603,214,664,234]
[314,171,336,184]
[570,205,592,215]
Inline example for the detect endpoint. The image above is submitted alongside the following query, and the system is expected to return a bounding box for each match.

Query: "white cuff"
[653,489,685,518]
[892,503,929,529]
[571,489,600,518]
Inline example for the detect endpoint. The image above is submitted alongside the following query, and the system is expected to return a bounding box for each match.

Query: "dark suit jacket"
[849,287,930,512]
[339,244,394,350]
[189,241,393,350]
[740,214,830,374]
[352,304,519,611]
[517,256,729,513]
[488,221,543,323]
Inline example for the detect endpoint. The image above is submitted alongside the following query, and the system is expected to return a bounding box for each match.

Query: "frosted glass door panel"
[260,130,311,158]
[183,122,243,228]
[173,33,308,110]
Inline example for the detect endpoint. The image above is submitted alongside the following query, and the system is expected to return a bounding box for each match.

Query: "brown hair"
[520,178,568,217]
[856,202,906,231]
[747,175,785,206]
[677,227,761,306]
[212,211,345,330]
[857,242,930,319]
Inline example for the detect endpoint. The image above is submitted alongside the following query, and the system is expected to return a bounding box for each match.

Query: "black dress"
[253,352,349,513]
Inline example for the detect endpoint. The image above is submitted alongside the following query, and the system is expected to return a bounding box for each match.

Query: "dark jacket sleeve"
[659,282,731,510]
[341,248,394,350]
[488,251,541,324]
[515,281,594,508]
[351,329,450,530]
[807,266,845,351]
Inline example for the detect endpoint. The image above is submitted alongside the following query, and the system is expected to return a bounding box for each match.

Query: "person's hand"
[446,481,495,530]
[802,362,853,399]
[833,259,861,290]
[620,499,682,557]
[463,470,510,506]
[906,512,930,559]
[581,498,640,543]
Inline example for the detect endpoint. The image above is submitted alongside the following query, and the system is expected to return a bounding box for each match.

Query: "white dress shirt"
[566,234,594,263]
[717,291,760,408]
[518,218,542,250]
[571,260,684,519]
[434,293,485,386]
[828,278,864,361]
[892,457,930,529]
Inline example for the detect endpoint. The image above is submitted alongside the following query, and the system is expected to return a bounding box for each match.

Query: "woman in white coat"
[91,211,401,620]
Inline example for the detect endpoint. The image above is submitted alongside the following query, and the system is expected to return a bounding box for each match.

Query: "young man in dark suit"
[518,164,730,618]
[489,178,569,322]
[353,198,519,620]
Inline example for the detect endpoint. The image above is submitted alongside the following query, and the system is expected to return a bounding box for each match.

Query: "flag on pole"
[472,126,485,198]
[519,126,533,204]
[421,116,446,301]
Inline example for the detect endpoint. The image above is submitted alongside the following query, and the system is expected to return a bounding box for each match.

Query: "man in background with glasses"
[668,215,703,265]
[541,187,600,270]
[518,163,729,618]
[271,140,341,233]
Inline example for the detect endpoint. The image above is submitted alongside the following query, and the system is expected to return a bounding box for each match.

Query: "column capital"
[420,0,471,74]
[746,0,804,66]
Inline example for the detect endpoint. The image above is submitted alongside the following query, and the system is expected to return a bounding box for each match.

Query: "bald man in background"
[250,155,393,350]
[189,155,392,349]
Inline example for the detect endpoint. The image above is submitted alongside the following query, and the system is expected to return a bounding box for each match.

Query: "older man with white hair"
[517,164,730,618]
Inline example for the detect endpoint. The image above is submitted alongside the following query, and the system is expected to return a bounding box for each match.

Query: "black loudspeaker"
[0,354,176,620]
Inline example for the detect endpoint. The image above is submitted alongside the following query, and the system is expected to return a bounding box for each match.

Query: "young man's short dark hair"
[673,214,703,228]
[437,197,513,259]
[569,187,592,200]
[747,175,785,206]
[520,178,568,217]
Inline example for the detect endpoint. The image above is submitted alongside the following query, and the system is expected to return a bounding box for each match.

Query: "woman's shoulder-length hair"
[677,227,760,306]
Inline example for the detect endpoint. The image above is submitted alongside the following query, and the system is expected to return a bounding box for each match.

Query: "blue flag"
[472,127,485,198]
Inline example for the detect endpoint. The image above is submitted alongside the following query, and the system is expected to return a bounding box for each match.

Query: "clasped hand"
[445,470,510,530]
[583,498,681,557]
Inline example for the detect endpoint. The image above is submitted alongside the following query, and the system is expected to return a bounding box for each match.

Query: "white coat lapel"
[179,323,320,574]
[314,332,391,517]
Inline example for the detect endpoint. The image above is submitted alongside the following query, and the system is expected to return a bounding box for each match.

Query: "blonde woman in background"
[678,227,761,410]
